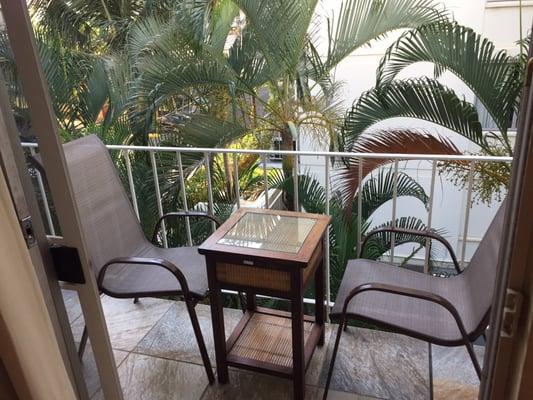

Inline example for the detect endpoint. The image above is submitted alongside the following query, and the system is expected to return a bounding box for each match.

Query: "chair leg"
[133,297,139,304]
[322,316,346,400]
[465,339,482,379]
[185,298,215,384]
[78,325,89,361]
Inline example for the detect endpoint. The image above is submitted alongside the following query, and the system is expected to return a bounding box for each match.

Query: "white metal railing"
[22,141,513,310]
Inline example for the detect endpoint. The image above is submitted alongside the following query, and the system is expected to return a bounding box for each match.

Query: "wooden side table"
[198,209,330,400]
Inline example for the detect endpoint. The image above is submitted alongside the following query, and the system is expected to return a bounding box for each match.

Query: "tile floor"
[64,291,483,400]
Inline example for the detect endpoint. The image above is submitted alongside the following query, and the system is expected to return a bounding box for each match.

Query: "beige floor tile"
[318,326,429,400]
[62,289,83,324]
[93,353,209,400]
[72,296,173,350]
[79,341,128,397]
[135,302,242,365]
[316,388,384,399]
[202,370,316,400]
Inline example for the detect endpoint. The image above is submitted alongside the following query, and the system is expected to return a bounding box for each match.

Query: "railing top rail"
[20,142,513,162]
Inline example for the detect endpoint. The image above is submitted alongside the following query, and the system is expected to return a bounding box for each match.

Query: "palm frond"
[232,0,318,80]
[357,167,429,220]
[209,0,240,51]
[325,0,447,72]
[337,129,460,207]
[362,216,431,260]
[377,21,522,137]
[342,77,485,150]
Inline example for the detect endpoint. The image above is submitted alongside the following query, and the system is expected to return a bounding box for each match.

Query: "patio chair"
[323,200,507,399]
[31,134,218,383]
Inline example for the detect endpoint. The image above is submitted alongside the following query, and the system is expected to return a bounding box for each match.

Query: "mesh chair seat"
[332,259,469,345]
[99,245,209,299]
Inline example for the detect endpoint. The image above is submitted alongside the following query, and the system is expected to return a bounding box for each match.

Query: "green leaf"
[210,0,240,52]
[342,77,485,150]
[357,167,429,220]
[325,0,447,72]
[232,0,318,80]
[362,216,432,260]
[377,21,522,137]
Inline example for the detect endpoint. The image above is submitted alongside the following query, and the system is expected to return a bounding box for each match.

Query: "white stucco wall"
[299,0,533,265]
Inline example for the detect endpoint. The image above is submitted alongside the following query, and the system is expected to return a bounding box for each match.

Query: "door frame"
[481,27,533,400]
[0,2,123,399]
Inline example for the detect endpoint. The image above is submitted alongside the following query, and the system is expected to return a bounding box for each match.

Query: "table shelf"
[226,309,322,378]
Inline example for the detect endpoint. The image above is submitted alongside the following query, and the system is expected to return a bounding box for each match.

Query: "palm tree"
[122,0,448,187]
[339,21,525,204]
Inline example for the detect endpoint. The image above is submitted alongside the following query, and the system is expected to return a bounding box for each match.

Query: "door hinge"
[19,215,36,248]
[500,288,523,338]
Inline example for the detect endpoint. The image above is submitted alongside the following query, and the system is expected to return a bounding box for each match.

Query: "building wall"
[299,0,533,264]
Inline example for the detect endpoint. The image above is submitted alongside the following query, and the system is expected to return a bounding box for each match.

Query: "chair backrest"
[33,135,147,277]
[460,199,507,336]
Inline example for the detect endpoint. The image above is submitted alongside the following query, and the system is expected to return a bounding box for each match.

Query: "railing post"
[30,147,56,235]
[205,152,216,232]
[124,149,139,220]
[390,160,399,263]
[176,151,193,246]
[150,150,167,248]
[293,154,299,211]
[324,155,331,320]
[233,153,240,209]
[424,160,437,273]
[262,154,269,209]
[460,161,476,269]
[357,158,363,253]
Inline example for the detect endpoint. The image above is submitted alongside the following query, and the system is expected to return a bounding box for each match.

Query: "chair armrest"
[151,211,222,244]
[341,282,469,340]
[360,226,461,273]
[97,256,192,299]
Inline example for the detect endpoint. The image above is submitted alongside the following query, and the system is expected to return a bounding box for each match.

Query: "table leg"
[207,260,228,383]
[315,259,325,346]
[291,269,305,400]
[246,290,256,311]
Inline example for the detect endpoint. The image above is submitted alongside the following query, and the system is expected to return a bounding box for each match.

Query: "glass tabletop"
[217,212,317,253]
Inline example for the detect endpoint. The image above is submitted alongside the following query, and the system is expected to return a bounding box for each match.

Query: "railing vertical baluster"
[233,153,241,209]
[150,151,167,248]
[205,152,216,232]
[30,147,55,235]
[324,155,331,320]
[293,155,299,211]
[124,149,139,220]
[357,158,363,252]
[177,151,192,246]
[262,154,269,209]
[424,161,437,273]
[460,161,475,269]
[390,160,399,263]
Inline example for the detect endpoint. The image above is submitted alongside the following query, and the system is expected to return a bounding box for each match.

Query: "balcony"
[63,291,483,400]
[27,143,503,400]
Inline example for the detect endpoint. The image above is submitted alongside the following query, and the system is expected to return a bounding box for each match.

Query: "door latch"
[501,288,523,338]
[19,216,36,248]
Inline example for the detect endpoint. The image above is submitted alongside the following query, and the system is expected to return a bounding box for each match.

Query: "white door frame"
[0,2,123,399]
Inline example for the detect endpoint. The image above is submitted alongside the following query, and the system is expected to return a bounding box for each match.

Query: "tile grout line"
[125,298,175,354]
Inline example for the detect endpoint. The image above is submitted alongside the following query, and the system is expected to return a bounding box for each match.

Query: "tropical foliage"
[5,1,459,306]
[340,21,525,204]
